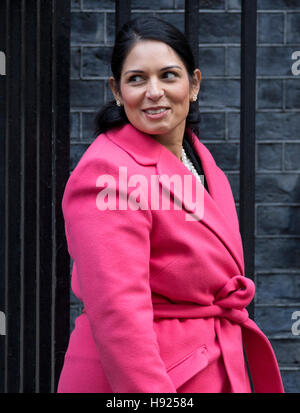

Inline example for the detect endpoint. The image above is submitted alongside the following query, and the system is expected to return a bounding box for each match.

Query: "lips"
[142,107,170,120]
[142,107,170,114]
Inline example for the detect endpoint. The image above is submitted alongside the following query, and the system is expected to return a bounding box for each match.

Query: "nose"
[145,78,164,100]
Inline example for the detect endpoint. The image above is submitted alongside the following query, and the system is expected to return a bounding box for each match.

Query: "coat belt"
[152,275,284,393]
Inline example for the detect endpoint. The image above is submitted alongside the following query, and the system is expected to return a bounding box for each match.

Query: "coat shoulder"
[62,131,156,214]
[67,131,155,185]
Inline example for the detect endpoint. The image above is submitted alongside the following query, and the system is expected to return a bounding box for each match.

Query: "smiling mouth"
[142,108,170,114]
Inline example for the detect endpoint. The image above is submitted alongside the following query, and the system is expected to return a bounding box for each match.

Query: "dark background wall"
[69,0,300,392]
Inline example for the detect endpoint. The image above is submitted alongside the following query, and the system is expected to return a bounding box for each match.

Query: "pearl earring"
[192,95,197,102]
[116,99,121,107]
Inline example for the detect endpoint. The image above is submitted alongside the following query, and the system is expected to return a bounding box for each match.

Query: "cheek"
[173,91,191,115]
[171,84,191,106]
[121,86,142,108]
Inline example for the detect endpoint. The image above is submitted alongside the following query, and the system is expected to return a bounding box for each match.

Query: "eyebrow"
[124,65,183,75]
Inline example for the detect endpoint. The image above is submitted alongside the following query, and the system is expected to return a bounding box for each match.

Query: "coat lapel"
[191,135,245,275]
[105,124,245,275]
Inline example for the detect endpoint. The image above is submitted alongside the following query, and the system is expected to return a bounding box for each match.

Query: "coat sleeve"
[62,156,177,393]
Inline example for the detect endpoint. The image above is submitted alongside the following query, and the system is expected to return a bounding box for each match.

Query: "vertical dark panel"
[22,0,38,393]
[37,0,53,393]
[0,0,7,395]
[185,0,199,136]
[185,0,199,66]
[5,0,22,393]
[240,0,257,320]
[52,0,70,393]
[115,0,131,33]
[2,0,70,393]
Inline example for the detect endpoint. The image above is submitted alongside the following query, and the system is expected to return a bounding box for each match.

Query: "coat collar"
[105,123,244,274]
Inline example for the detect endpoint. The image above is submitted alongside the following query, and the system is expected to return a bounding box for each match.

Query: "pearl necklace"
[181,146,204,185]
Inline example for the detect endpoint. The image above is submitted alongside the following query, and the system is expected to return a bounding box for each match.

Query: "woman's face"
[109,40,201,144]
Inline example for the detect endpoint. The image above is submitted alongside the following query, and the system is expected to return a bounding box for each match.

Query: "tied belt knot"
[212,274,255,324]
[152,275,255,324]
[152,275,284,393]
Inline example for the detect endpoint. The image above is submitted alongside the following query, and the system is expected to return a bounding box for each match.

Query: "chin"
[134,123,169,136]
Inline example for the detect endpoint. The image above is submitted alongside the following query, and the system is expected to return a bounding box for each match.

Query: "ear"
[109,76,122,103]
[189,69,201,100]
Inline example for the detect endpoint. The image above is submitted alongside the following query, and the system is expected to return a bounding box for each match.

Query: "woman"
[57,16,284,393]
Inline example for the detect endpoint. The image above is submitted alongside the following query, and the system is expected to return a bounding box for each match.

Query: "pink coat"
[57,123,284,393]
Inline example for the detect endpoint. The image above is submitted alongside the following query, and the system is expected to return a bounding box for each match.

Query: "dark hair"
[93,16,201,142]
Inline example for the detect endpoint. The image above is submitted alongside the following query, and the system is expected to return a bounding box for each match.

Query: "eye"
[163,71,177,79]
[128,75,143,82]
